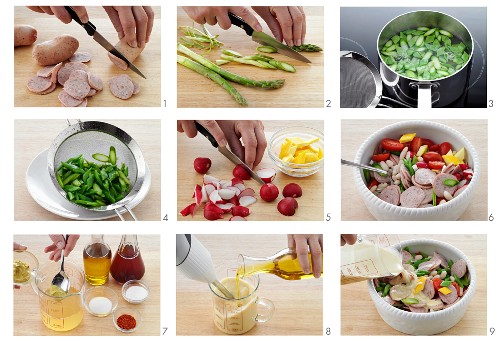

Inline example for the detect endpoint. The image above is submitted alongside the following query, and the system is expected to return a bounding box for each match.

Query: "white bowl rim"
[368,239,476,320]
[354,120,480,215]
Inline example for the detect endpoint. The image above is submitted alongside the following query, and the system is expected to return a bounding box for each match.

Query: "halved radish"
[219,188,237,200]
[229,195,240,206]
[277,197,298,216]
[238,188,255,198]
[239,196,257,207]
[209,190,224,204]
[204,203,224,220]
[260,183,279,202]
[225,186,241,196]
[201,185,208,203]
[232,178,244,186]
[193,185,203,205]
[231,206,250,217]
[256,168,276,183]
[282,183,302,198]
[219,180,232,189]
[203,174,219,185]
[234,183,246,192]
[233,164,251,180]
[180,203,197,217]
[205,183,216,196]
[216,202,234,213]
[229,216,247,221]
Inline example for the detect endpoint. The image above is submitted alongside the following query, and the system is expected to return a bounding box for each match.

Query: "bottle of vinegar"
[110,235,145,283]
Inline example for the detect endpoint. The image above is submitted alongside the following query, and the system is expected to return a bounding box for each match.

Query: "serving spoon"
[51,235,70,293]
[341,159,388,175]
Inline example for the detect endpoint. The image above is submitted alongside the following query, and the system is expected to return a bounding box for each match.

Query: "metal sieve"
[47,120,146,221]
[340,51,411,108]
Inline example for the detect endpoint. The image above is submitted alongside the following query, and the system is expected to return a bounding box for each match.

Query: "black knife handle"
[195,122,218,148]
[64,6,96,36]
[228,12,254,36]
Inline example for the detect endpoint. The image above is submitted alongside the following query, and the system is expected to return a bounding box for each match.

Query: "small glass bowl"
[83,286,119,317]
[13,250,39,285]
[113,307,141,333]
[268,126,324,177]
[122,280,150,304]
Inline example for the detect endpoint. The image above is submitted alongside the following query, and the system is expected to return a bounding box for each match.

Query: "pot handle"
[417,83,433,108]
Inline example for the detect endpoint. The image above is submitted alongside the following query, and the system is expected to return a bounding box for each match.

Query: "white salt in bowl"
[122,280,150,304]
[367,239,476,335]
[354,120,480,220]
[83,286,118,317]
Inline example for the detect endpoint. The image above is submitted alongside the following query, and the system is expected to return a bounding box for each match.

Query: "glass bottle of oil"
[237,248,322,280]
[83,235,112,285]
[110,234,145,283]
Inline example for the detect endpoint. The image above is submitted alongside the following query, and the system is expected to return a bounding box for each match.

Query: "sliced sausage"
[76,97,88,107]
[108,37,145,70]
[39,82,57,95]
[419,188,434,204]
[88,73,103,91]
[32,34,79,66]
[408,305,428,313]
[14,24,37,47]
[401,250,413,264]
[439,284,458,305]
[26,75,53,94]
[427,299,444,311]
[64,77,90,100]
[432,252,448,268]
[374,170,392,184]
[422,277,435,299]
[69,51,92,63]
[132,80,140,95]
[390,154,400,165]
[432,173,458,198]
[109,74,134,100]
[400,186,425,208]
[57,62,88,86]
[417,256,441,271]
[414,168,436,186]
[451,259,467,279]
[378,185,400,206]
[399,162,412,189]
[454,185,468,198]
[58,90,83,107]
[87,88,97,97]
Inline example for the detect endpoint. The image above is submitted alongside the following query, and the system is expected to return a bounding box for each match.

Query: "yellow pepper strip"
[438,287,452,295]
[399,133,416,143]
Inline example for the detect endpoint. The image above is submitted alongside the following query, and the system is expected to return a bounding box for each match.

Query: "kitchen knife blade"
[64,6,146,79]
[195,122,265,185]
[228,12,311,63]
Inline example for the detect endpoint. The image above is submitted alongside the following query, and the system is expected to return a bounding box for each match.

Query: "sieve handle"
[65,119,82,127]
[114,205,138,221]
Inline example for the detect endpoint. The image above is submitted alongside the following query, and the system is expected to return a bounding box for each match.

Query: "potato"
[14,24,37,47]
[108,37,145,70]
[32,34,79,66]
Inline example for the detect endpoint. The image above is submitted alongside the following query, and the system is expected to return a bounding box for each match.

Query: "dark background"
[340,7,487,108]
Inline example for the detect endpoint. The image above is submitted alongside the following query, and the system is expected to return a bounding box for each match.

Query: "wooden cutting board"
[14,6,161,107]
[341,234,487,335]
[13,235,160,336]
[177,7,324,108]
[176,234,323,335]
[177,121,324,221]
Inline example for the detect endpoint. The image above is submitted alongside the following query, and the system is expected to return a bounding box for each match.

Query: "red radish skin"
[238,188,255,198]
[194,157,212,174]
[229,216,247,221]
[194,185,203,205]
[256,168,276,183]
[277,197,299,216]
[180,203,197,217]
[229,195,240,206]
[233,164,251,180]
[260,183,279,202]
[215,203,234,213]
[282,183,302,198]
[231,206,250,217]
[204,203,224,220]
[232,178,244,186]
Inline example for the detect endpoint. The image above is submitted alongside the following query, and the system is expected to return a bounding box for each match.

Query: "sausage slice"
[378,185,400,206]
[400,186,425,208]
[432,173,458,197]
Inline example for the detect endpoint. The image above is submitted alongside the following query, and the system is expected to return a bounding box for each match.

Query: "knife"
[195,122,265,185]
[228,12,311,63]
[64,6,146,79]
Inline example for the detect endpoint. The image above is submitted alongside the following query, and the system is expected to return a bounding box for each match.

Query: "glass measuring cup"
[208,264,274,335]
[31,260,85,331]
[340,234,402,285]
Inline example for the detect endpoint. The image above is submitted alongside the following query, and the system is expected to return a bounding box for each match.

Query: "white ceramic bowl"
[354,120,480,220]
[368,239,476,335]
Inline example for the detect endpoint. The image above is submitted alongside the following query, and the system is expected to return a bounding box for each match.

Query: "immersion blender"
[176,234,234,299]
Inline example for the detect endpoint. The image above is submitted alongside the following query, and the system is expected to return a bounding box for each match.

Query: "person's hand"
[288,234,323,278]
[252,6,306,46]
[182,6,263,32]
[341,234,357,246]
[13,242,28,289]
[44,235,80,261]
[27,6,89,24]
[103,6,154,48]
[177,120,267,169]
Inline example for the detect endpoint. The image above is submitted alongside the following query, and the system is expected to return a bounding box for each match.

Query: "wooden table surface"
[176,234,323,335]
[341,119,488,220]
[14,6,161,107]
[177,120,324,221]
[177,7,324,108]
[14,119,161,221]
[341,234,487,335]
[13,234,160,336]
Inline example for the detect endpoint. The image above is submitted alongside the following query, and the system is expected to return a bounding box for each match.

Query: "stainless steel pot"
[377,11,474,108]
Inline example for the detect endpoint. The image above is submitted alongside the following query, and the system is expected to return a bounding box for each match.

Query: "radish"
[234,183,246,192]
[180,203,197,217]
[225,186,241,196]
[193,185,203,205]
[209,190,224,204]
[238,188,255,198]
[231,206,250,217]
[239,196,257,207]
[277,197,298,216]
[216,203,234,213]
[256,168,276,183]
[259,183,279,202]
[232,178,244,186]
[205,183,216,196]
[203,174,219,185]
[219,180,232,189]
[282,183,302,198]
[219,188,237,200]
[204,203,224,220]
[233,164,251,180]
[229,216,247,221]
[194,157,211,174]
[200,185,208,203]
[229,195,240,206]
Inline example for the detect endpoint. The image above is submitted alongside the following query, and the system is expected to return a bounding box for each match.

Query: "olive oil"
[40,287,83,331]
[83,235,112,285]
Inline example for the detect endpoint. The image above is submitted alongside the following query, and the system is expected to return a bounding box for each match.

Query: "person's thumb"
[49,235,66,250]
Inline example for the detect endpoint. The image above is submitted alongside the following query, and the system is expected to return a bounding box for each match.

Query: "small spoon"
[341,159,388,175]
[51,235,70,293]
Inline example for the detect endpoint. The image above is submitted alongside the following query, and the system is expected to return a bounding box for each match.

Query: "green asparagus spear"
[291,44,323,52]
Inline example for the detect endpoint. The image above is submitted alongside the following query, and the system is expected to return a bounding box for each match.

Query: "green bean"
[440,280,452,287]
[448,259,454,268]
[416,270,430,277]
[63,173,80,185]
[257,45,278,53]
[109,146,117,165]
[61,162,85,174]
[92,153,109,163]
[454,276,464,288]
[402,298,419,305]
[382,283,391,297]
[413,257,431,269]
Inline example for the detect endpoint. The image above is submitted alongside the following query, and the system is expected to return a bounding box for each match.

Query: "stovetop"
[340,7,487,108]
